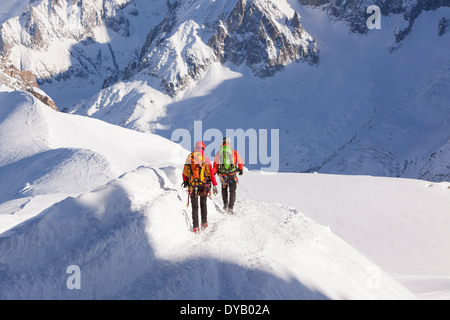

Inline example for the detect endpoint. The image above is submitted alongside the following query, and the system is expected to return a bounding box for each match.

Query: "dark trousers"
[191,194,207,228]
[222,182,237,208]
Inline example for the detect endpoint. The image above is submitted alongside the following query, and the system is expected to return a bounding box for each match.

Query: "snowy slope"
[0,87,416,299]
[0,165,415,300]
[0,85,186,233]
[240,171,450,299]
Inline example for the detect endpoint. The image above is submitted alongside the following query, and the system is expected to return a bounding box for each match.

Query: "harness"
[185,183,212,208]
[219,173,238,187]
[188,184,211,197]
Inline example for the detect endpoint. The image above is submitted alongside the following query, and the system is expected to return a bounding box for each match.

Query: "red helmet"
[194,141,205,151]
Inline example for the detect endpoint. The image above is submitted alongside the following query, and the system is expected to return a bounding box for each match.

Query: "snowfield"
[0,88,420,300]
[241,171,450,299]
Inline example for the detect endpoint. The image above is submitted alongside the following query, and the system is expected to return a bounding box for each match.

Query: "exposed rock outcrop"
[0,56,58,110]
[299,0,450,45]
[0,0,141,86]
[136,0,318,96]
[208,0,318,78]
[438,17,450,36]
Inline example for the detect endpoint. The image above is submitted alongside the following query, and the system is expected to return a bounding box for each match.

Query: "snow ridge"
[0,165,416,299]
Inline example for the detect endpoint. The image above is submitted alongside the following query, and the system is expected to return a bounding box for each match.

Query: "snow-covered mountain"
[133,0,318,96]
[0,0,317,97]
[299,0,450,49]
[0,0,168,107]
[0,0,449,301]
[0,0,448,181]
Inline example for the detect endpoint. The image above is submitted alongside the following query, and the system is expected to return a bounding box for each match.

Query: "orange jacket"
[182,150,218,186]
[212,146,244,176]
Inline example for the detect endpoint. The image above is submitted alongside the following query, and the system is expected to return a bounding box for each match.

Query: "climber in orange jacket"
[182,141,218,233]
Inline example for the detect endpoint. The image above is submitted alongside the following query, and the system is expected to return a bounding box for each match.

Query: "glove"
[182,180,188,188]
[239,169,243,175]
[213,186,218,195]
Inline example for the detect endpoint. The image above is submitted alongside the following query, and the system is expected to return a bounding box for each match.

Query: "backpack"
[183,151,211,188]
[218,145,237,174]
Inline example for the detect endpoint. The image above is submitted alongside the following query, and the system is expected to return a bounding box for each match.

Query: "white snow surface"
[0,87,419,300]
[241,171,450,300]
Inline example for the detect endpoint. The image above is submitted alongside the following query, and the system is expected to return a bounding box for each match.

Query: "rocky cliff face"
[0,0,149,88]
[1,0,318,97]
[0,56,57,110]
[419,138,450,182]
[299,0,450,45]
[208,0,318,78]
[130,0,318,96]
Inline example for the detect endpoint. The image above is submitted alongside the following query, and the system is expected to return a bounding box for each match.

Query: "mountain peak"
[134,0,318,96]
[208,0,318,77]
